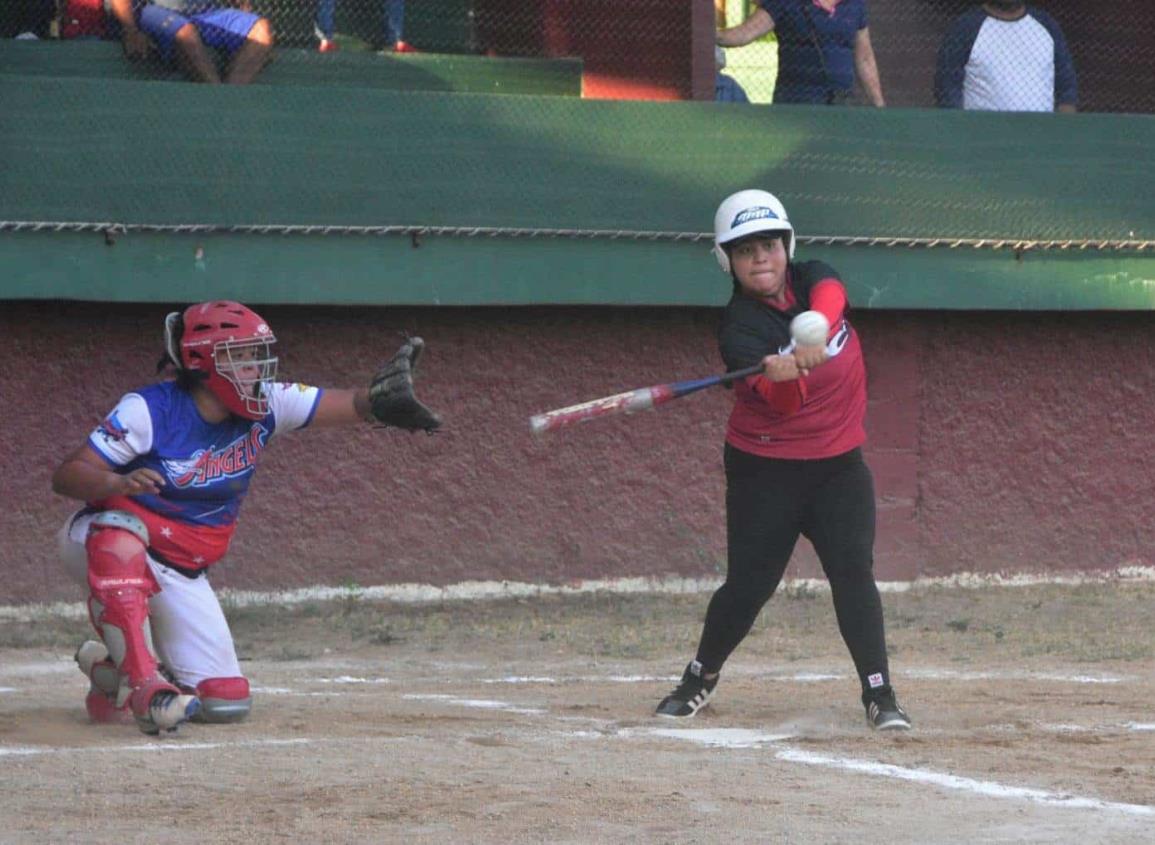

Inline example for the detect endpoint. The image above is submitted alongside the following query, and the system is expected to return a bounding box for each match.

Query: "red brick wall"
[3,302,1152,604]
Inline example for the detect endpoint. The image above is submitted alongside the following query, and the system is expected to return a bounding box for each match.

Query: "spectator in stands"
[715,44,750,103]
[717,0,885,107]
[107,0,273,84]
[4,0,53,39]
[314,1,415,54]
[58,0,109,40]
[935,2,1077,112]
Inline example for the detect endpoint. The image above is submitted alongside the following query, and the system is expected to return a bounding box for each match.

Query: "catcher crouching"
[52,301,441,735]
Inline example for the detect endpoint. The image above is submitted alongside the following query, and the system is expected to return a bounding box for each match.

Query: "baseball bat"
[529,362,764,436]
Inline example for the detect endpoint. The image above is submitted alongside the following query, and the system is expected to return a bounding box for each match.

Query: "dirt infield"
[2,582,1154,844]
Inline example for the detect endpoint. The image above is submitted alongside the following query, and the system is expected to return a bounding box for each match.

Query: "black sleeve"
[717,295,792,371]
[790,260,842,308]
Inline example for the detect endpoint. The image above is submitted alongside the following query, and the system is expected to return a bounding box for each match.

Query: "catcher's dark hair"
[156,310,203,389]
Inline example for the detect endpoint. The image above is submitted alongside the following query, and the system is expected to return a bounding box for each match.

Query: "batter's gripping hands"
[368,338,442,433]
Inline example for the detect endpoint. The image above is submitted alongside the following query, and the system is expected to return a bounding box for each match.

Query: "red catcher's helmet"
[168,301,278,420]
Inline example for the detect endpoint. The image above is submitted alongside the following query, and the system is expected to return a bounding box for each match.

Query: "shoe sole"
[872,718,911,730]
[655,690,713,718]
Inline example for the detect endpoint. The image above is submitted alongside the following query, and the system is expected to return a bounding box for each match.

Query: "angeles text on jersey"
[163,425,269,489]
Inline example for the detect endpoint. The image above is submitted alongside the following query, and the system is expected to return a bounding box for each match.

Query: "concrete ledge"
[0,39,583,95]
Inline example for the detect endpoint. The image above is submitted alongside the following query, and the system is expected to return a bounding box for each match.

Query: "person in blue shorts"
[107,0,273,84]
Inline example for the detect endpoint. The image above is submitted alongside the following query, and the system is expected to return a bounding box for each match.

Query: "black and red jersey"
[718,260,867,459]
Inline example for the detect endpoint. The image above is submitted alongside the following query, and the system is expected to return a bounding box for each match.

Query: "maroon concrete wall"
[2,302,1152,604]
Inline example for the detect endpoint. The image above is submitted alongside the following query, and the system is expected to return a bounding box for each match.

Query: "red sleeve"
[809,279,847,330]
[745,374,807,416]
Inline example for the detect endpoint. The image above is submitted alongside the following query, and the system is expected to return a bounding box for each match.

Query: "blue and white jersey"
[86,380,320,568]
[935,6,1077,112]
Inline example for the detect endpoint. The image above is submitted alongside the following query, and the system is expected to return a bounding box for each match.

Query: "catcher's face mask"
[213,338,278,418]
[175,301,279,420]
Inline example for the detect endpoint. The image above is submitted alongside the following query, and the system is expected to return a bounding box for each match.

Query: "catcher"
[52,300,440,735]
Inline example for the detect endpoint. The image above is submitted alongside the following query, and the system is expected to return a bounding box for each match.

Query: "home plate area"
[2,649,1153,844]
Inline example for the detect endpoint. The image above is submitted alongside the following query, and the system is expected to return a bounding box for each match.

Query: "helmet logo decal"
[732,206,780,228]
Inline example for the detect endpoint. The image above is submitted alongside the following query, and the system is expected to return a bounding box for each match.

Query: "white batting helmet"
[712,189,795,273]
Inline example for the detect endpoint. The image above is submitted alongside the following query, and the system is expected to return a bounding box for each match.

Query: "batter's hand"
[762,353,805,382]
[119,468,165,497]
[792,344,828,373]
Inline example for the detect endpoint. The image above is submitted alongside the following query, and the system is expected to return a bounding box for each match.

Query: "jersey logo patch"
[163,425,269,488]
[96,411,129,443]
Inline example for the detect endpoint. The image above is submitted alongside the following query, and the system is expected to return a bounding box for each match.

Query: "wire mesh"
[2,2,1153,250]
[2,1,1150,111]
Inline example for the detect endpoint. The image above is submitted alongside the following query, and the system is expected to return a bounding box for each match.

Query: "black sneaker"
[865,689,911,731]
[655,660,718,718]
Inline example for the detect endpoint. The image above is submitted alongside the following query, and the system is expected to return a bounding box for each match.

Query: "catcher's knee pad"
[194,677,251,723]
[85,511,161,688]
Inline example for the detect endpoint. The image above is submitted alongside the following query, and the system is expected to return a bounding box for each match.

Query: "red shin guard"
[85,517,161,688]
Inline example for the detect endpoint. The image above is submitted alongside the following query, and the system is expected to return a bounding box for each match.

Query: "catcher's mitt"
[368,337,442,433]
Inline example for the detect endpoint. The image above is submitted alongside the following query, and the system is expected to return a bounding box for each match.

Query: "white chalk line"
[402,693,546,715]
[905,668,1129,684]
[4,566,1154,621]
[645,728,1155,817]
[0,737,313,758]
[271,666,1132,689]
[775,747,1154,817]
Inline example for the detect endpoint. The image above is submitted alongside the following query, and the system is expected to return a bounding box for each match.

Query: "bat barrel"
[530,387,663,436]
[527,366,757,437]
[529,413,553,436]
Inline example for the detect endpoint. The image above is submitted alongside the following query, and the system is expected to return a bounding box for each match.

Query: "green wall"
[2,68,1152,308]
[4,230,1152,310]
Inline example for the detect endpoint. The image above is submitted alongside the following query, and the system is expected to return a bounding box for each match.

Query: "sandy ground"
[1,583,1154,844]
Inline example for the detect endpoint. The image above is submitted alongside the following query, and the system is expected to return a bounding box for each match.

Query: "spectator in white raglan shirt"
[935,1,1077,112]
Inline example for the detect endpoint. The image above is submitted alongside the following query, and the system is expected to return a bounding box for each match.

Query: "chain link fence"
[2,1,1152,111]
[2,1,1153,252]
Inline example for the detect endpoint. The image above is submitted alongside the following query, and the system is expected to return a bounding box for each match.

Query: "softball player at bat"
[656,190,911,730]
[53,301,441,735]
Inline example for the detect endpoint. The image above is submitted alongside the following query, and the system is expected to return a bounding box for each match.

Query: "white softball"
[790,310,830,346]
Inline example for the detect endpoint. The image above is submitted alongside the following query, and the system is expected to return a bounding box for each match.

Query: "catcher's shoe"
[656,660,718,718]
[864,689,911,731]
[131,677,200,736]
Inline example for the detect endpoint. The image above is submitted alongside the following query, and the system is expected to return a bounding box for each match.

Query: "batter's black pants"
[695,444,892,700]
